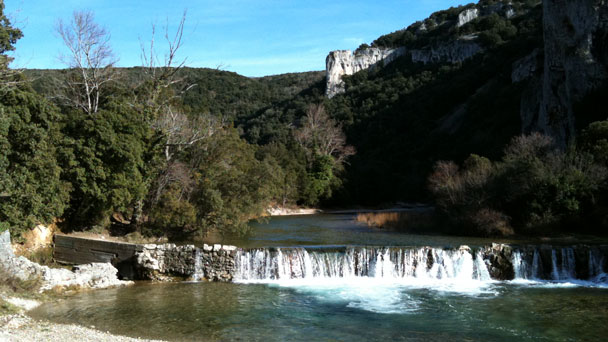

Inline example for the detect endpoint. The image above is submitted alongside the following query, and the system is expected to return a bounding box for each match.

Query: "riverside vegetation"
[1,0,608,244]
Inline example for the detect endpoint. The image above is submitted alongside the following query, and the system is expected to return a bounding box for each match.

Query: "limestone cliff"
[457,8,479,27]
[536,0,607,146]
[514,0,608,146]
[325,0,608,147]
[325,4,494,97]
[325,40,483,98]
[410,39,482,65]
[325,48,405,98]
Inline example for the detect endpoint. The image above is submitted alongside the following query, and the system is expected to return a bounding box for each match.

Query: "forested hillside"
[4,0,608,239]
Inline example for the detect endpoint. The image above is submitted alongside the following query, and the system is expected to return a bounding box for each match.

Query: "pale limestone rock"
[1,230,130,292]
[134,243,238,282]
[457,8,479,27]
[325,47,406,98]
[222,245,237,252]
[0,230,14,259]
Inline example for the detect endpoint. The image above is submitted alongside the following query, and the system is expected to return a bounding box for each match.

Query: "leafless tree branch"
[56,10,117,114]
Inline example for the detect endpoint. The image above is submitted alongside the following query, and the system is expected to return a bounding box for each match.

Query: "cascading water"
[235,245,608,286]
[192,248,204,281]
[235,246,492,284]
[510,246,607,283]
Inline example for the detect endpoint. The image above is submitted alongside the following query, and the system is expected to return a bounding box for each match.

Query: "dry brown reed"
[355,210,435,232]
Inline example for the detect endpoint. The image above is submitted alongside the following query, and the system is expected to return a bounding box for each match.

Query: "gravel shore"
[0,313,166,342]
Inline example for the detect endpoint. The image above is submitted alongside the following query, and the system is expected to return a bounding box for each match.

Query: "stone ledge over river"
[135,243,237,282]
[50,233,608,284]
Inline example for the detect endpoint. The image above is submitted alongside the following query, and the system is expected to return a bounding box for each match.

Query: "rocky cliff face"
[325,40,482,98]
[325,5,492,98]
[410,39,482,65]
[457,8,479,27]
[515,0,608,146]
[538,0,607,145]
[326,48,406,98]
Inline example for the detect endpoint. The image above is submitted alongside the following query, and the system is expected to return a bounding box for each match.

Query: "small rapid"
[235,246,491,282]
[232,245,608,287]
[510,246,608,286]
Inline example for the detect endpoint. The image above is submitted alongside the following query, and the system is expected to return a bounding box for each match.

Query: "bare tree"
[295,104,355,165]
[153,108,219,162]
[56,10,117,114]
[139,10,195,118]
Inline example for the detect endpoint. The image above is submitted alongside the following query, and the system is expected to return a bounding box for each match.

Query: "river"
[30,213,608,341]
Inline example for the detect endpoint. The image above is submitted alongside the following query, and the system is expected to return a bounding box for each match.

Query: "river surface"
[220,212,523,248]
[30,214,608,341]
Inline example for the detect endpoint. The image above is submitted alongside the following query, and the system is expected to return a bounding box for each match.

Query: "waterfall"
[235,245,608,284]
[234,246,491,283]
[510,246,608,283]
[192,248,204,281]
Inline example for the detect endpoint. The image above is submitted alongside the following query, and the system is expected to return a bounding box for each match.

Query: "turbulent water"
[235,247,492,283]
[30,215,608,341]
[233,245,608,285]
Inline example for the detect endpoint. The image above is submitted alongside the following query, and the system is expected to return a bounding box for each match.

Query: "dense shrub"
[0,87,70,238]
[429,129,608,236]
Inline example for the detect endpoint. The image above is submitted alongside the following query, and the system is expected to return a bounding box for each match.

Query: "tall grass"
[355,210,436,232]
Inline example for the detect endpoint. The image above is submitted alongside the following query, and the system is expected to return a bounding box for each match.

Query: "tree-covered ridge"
[323,1,544,205]
[5,6,341,240]
[4,0,608,240]
[371,0,540,49]
[24,68,325,124]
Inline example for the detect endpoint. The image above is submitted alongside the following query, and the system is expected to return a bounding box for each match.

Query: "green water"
[220,213,522,248]
[30,214,608,341]
[30,281,608,341]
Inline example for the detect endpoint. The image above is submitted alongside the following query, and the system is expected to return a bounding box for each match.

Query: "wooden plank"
[53,235,142,264]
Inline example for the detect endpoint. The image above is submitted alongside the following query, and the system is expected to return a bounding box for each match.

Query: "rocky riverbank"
[1,230,131,292]
[0,229,164,341]
[0,312,166,342]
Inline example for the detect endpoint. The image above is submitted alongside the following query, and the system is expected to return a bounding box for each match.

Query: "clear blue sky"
[5,0,470,77]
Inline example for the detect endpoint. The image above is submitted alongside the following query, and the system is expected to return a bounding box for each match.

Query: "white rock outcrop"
[457,8,479,27]
[325,47,406,98]
[0,230,131,292]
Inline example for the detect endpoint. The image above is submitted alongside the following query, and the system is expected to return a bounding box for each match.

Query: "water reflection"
[219,213,520,248]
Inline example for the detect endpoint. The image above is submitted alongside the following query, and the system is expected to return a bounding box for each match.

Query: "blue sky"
[5,0,470,77]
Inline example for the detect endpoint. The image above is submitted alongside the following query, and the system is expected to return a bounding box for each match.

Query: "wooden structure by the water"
[54,235,143,279]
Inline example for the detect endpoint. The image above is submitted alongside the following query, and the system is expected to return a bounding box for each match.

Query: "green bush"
[429,129,608,236]
[0,86,70,237]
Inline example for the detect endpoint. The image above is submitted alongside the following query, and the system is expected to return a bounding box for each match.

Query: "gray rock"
[0,230,14,260]
[524,0,608,147]
[134,243,237,282]
[410,40,482,65]
[512,49,540,83]
[325,48,406,98]
[0,230,129,292]
[457,8,479,27]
